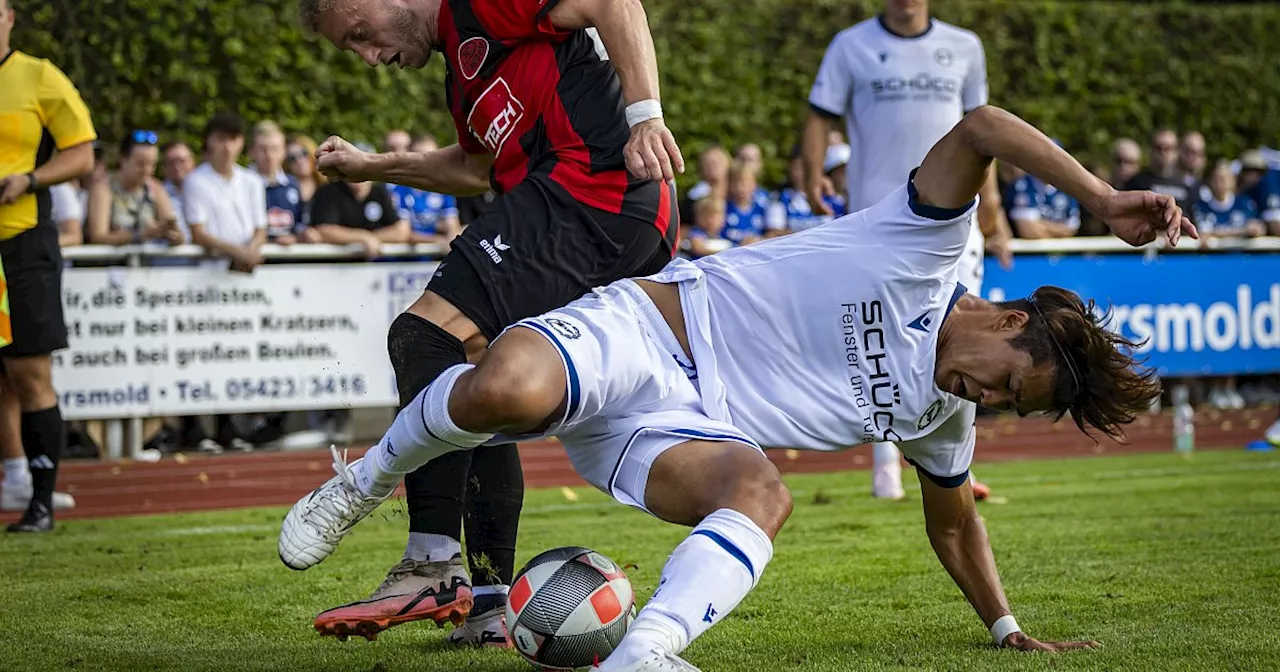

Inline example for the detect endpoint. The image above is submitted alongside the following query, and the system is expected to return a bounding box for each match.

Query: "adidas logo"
[478,234,511,264]
[30,455,55,470]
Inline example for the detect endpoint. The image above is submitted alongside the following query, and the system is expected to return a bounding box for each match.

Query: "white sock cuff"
[693,508,774,586]
[421,364,492,449]
[473,584,510,597]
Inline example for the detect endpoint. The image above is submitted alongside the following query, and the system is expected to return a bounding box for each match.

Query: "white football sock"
[352,364,494,497]
[404,532,463,563]
[871,441,903,496]
[605,509,773,667]
[3,457,30,488]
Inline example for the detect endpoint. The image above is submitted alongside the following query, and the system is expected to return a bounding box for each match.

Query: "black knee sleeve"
[387,312,467,409]
[463,443,525,586]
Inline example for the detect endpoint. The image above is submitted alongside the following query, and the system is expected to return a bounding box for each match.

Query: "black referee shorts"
[0,223,68,358]
[429,175,679,342]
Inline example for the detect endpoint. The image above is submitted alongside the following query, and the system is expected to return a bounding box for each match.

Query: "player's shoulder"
[929,19,985,50]
[828,19,880,50]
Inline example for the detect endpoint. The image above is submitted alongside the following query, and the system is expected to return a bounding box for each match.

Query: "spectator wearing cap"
[160,140,195,239]
[386,135,461,245]
[308,167,410,259]
[1006,165,1081,239]
[1124,128,1196,215]
[1195,160,1265,242]
[722,158,785,246]
[1110,138,1142,188]
[1242,150,1280,235]
[820,143,850,214]
[184,112,267,273]
[86,130,181,246]
[249,121,308,245]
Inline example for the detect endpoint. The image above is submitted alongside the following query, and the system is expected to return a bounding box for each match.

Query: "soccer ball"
[506,546,637,670]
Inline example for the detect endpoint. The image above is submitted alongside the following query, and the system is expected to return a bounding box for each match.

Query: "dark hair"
[203,112,246,144]
[159,140,192,157]
[999,286,1161,442]
[119,129,159,158]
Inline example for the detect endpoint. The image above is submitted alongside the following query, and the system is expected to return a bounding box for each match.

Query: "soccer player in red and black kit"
[282,0,684,647]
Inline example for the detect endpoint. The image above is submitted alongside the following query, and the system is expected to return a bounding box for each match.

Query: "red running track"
[5,407,1271,521]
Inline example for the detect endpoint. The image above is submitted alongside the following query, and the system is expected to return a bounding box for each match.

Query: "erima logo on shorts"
[479,235,510,263]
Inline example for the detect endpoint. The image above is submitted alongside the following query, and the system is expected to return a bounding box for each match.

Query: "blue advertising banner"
[982,252,1280,376]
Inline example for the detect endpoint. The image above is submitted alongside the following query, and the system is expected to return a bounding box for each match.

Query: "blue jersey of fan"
[722,189,784,244]
[1247,169,1280,222]
[1194,194,1259,233]
[778,187,847,232]
[264,173,304,239]
[389,184,457,235]
[1006,174,1080,231]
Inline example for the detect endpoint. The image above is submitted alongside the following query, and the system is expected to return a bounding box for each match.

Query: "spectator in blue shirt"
[1195,160,1265,241]
[1242,152,1280,236]
[250,121,309,245]
[723,159,784,245]
[388,135,461,245]
[1006,167,1080,239]
[775,144,845,235]
[684,197,728,259]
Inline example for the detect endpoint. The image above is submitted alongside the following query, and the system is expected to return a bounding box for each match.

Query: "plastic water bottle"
[1171,384,1195,454]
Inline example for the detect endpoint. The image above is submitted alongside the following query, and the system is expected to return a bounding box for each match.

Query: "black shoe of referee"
[6,500,53,533]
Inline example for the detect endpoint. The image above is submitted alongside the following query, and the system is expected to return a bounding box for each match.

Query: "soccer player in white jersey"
[280,106,1195,671]
[801,0,1014,500]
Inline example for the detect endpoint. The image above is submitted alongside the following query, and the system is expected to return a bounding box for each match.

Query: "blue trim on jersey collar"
[907,169,976,220]
[877,14,934,39]
[942,282,968,323]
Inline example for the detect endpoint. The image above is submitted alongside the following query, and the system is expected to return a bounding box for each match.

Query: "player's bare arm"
[801,110,838,215]
[920,469,1100,652]
[913,106,1197,247]
[976,164,1014,268]
[547,0,685,182]
[314,136,492,196]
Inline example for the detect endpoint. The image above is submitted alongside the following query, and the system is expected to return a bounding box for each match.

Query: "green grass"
[3,450,1280,671]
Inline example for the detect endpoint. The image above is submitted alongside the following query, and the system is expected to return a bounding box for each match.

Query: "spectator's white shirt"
[49,182,83,225]
[809,17,988,213]
[182,163,266,246]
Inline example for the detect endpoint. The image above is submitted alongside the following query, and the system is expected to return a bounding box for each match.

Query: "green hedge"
[15,1,1280,188]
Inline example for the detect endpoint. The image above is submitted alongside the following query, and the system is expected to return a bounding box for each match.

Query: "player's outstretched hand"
[1001,632,1100,652]
[625,118,684,183]
[316,136,373,182]
[1099,189,1198,248]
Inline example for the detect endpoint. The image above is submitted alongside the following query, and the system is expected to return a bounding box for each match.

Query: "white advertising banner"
[53,262,439,420]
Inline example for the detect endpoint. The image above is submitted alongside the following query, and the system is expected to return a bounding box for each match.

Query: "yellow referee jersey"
[0,50,96,240]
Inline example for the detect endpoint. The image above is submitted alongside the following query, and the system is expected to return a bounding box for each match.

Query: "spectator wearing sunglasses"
[85,130,181,246]
[249,121,309,245]
[1124,128,1196,216]
[285,134,325,225]
[160,140,195,239]
[183,112,267,273]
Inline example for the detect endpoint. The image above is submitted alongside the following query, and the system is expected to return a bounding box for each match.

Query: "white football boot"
[279,446,389,570]
[595,648,701,671]
[1,485,76,512]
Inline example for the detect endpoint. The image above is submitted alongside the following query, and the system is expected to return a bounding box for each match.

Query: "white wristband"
[990,614,1021,646]
[625,99,663,128]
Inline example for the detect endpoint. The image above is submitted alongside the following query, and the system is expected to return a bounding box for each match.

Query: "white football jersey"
[654,180,978,480]
[809,18,988,213]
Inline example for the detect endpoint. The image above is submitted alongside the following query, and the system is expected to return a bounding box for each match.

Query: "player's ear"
[995,309,1029,332]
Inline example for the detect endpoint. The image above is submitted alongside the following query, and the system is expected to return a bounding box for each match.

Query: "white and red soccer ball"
[505,546,636,671]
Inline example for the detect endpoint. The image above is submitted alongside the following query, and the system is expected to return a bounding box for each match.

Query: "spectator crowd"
[46,116,1280,458]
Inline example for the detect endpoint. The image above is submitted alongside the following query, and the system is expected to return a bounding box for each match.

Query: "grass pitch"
[2,450,1279,671]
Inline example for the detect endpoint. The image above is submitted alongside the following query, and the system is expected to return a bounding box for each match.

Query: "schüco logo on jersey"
[871,72,960,97]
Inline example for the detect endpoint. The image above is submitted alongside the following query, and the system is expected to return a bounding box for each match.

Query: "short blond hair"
[252,120,284,143]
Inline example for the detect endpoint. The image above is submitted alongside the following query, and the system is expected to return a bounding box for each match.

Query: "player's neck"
[880,13,931,38]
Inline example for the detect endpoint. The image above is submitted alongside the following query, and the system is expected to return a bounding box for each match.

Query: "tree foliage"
[16,0,1280,186]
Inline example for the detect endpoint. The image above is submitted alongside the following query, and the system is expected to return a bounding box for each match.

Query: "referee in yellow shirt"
[0,0,96,532]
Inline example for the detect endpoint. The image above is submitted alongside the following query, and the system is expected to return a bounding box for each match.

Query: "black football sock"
[463,442,524,587]
[21,406,64,513]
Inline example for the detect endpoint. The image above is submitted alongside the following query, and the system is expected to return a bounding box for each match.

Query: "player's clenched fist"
[625,118,684,183]
[315,136,373,183]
